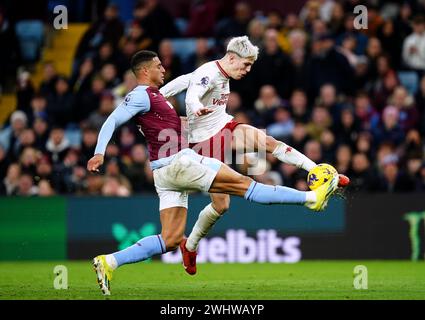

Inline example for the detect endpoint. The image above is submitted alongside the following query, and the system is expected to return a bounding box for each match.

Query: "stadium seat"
[15,20,45,62]
[175,18,188,35]
[397,71,419,95]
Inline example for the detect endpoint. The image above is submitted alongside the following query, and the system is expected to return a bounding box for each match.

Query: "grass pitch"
[0,261,424,300]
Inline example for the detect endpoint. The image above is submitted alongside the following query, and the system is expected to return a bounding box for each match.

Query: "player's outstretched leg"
[92,207,186,295]
[92,234,166,295]
[209,163,339,211]
[233,124,349,187]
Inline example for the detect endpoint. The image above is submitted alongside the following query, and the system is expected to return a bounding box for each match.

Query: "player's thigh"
[210,193,230,214]
[232,124,276,152]
[209,163,253,197]
[154,149,221,192]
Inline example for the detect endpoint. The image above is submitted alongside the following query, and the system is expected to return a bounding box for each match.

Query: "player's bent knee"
[265,135,278,151]
[212,197,230,214]
[161,233,184,251]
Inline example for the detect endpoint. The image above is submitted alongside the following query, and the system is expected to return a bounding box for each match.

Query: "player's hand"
[195,107,214,117]
[87,154,104,173]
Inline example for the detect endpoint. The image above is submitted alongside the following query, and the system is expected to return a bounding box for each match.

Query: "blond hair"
[226,36,259,60]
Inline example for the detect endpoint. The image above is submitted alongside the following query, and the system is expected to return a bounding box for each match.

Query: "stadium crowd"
[1,0,425,197]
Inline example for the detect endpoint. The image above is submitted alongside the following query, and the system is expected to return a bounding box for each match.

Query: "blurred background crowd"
[0,0,425,197]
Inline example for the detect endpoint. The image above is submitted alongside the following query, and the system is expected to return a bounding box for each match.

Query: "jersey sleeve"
[94,89,150,155]
[159,73,192,98]
[185,67,215,113]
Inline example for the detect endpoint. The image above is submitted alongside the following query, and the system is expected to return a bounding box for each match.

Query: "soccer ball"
[307,163,337,190]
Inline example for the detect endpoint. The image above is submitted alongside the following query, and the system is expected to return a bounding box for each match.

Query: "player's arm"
[159,73,192,98]
[185,71,215,117]
[87,91,150,172]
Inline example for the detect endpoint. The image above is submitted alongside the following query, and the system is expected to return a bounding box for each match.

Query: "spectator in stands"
[0,145,10,182]
[0,6,21,92]
[19,147,39,177]
[84,174,104,196]
[353,91,379,131]
[120,20,153,53]
[112,70,138,106]
[34,155,52,184]
[253,85,286,127]
[124,144,149,193]
[16,70,35,115]
[104,158,132,193]
[158,39,182,83]
[0,110,28,159]
[54,148,84,194]
[70,57,94,96]
[46,76,75,127]
[333,106,361,148]
[387,85,419,132]
[306,106,332,140]
[99,63,120,89]
[185,0,220,37]
[370,69,400,111]
[184,38,217,74]
[247,18,266,50]
[375,154,415,192]
[215,1,252,44]
[355,132,373,159]
[32,117,49,153]
[377,19,402,69]
[335,144,352,175]
[402,15,425,76]
[28,94,49,126]
[289,89,310,123]
[394,2,413,40]
[226,92,243,116]
[1,162,20,195]
[304,139,323,164]
[45,126,70,164]
[74,3,124,65]
[349,152,376,191]
[319,129,336,163]
[14,128,37,161]
[316,83,344,122]
[75,75,106,122]
[87,90,115,130]
[80,127,98,166]
[307,33,354,99]
[14,173,37,196]
[252,28,293,99]
[102,176,131,197]
[133,0,179,50]
[266,107,294,141]
[372,105,404,148]
[328,1,345,37]
[39,61,58,97]
[38,179,55,196]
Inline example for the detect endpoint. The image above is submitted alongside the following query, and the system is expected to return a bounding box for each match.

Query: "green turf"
[0,261,424,300]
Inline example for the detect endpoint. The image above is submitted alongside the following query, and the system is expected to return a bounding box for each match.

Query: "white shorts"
[153,149,222,211]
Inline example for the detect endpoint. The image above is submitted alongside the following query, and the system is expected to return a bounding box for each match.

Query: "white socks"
[305,191,317,203]
[186,203,221,252]
[105,254,118,270]
[272,142,316,172]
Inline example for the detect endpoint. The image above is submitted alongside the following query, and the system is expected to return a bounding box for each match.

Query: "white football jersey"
[160,61,233,143]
